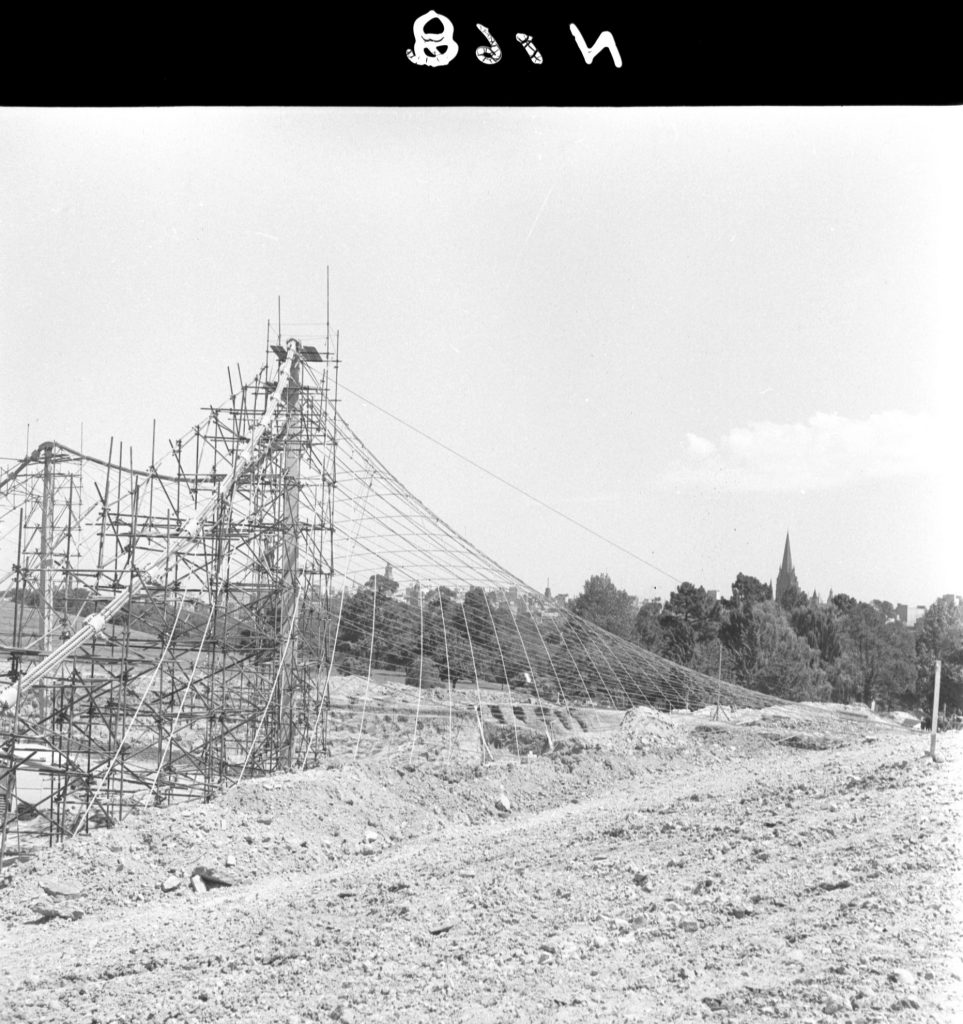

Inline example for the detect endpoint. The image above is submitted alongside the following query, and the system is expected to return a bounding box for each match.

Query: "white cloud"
[685,433,717,458]
[670,411,945,492]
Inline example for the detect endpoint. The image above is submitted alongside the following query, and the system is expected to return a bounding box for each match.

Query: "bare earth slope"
[1,716,961,1024]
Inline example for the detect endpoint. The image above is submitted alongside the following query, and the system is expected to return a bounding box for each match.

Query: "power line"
[338,383,682,586]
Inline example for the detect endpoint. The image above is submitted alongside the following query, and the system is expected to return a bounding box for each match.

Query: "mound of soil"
[1,714,960,1024]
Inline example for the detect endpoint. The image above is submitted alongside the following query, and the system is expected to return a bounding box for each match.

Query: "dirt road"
[1,715,960,1023]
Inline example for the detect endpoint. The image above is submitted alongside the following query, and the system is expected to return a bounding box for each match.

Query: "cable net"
[0,338,795,847]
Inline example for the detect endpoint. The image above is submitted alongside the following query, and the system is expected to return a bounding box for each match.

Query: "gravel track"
[1,715,960,1023]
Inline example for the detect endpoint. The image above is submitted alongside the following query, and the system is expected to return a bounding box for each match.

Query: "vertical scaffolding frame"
[0,337,338,852]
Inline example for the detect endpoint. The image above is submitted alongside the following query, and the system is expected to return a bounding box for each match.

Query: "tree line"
[571,572,963,714]
[7,570,959,714]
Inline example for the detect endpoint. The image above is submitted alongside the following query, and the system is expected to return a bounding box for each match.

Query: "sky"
[1,107,960,610]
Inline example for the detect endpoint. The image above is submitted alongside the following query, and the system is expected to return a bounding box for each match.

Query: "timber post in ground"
[929,660,942,760]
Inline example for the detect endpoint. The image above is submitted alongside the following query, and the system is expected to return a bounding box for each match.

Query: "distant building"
[775,533,800,604]
[895,603,927,627]
[534,583,560,621]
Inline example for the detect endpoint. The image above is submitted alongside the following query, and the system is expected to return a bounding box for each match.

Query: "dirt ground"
[1,709,961,1024]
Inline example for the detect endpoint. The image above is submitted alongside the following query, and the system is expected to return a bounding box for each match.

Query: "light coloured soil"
[1,711,960,1024]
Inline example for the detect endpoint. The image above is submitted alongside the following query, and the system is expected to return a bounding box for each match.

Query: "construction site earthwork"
[0,317,960,1024]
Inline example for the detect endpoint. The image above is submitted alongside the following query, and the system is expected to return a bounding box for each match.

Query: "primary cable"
[338,383,682,586]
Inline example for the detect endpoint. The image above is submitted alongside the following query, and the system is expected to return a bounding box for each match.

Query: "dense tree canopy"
[567,570,951,711]
[571,573,636,639]
[745,601,828,701]
[916,596,963,712]
[728,573,772,608]
[656,582,720,670]
[632,602,663,652]
[790,604,841,665]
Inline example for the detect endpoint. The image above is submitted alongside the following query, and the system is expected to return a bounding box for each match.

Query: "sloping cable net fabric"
[1,337,800,848]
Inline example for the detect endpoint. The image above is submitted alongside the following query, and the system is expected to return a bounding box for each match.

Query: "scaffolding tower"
[1,313,825,859]
[0,329,339,851]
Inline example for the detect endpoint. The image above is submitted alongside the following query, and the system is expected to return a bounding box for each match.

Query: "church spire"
[775,532,800,605]
[780,533,793,574]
